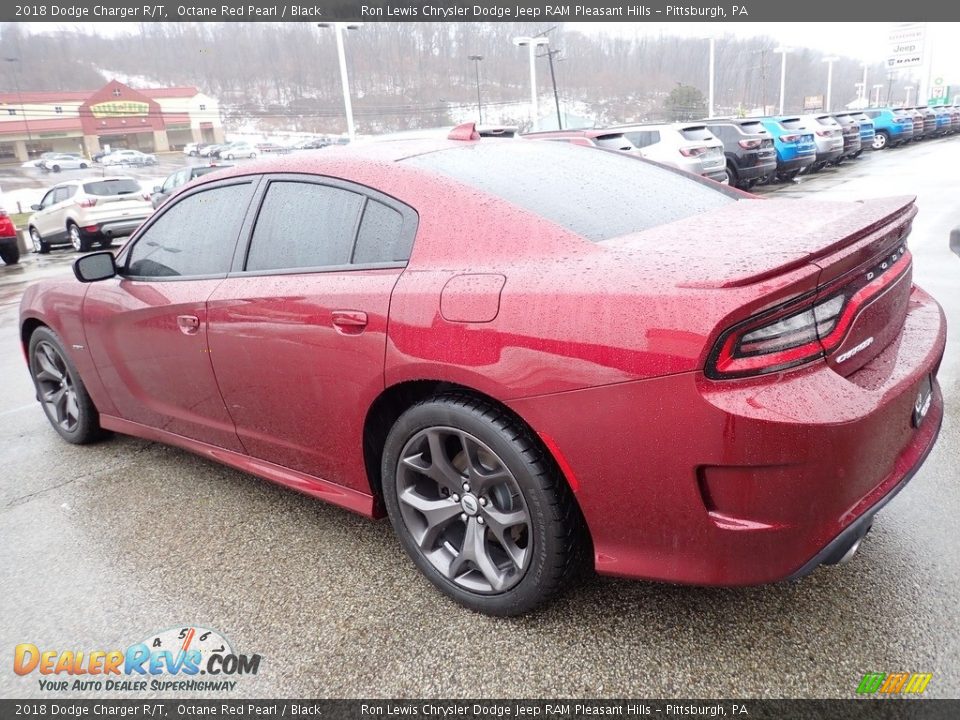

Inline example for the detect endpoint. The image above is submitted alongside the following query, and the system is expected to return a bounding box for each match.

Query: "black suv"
[831,113,863,159]
[702,118,777,189]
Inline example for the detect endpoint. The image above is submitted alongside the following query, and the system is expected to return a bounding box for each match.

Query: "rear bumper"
[777,155,814,172]
[733,158,777,181]
[82,217,149,238]
[509,284,946,586]
[816,148,844,164]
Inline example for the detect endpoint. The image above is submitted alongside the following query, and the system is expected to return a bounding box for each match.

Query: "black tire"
[30,227,50,254]
[28,327,104,445]
[725,162,740,189]
[80,162,88,169]
[68,222,91,252]
[381,393,586,616]
[873,131,889,150]
[0,244,20,265]
[52,165,61,173]
[99,237,114,248]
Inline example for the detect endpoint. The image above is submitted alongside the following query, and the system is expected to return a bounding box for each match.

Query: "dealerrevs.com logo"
[14,626,261,693]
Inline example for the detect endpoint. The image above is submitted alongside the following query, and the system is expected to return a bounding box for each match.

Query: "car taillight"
[815,130,834,137]
[779,134,801,142]
[76,198,97,208]
[706,245,910,379]
[679,146,709,157]
[738,138,762,149]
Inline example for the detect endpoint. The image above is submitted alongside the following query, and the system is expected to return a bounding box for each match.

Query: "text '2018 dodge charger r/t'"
[19,125,946,615]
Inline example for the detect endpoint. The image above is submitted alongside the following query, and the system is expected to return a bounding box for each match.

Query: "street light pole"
[513,36,549,131]
[775,47,791,115]
[4,57,33,156]
[468,55,483,124]
[822,56,839,112]
[318,23,362,139]
[708,38,716,117]
[872,84,884,108]
[904,85,914,106]
[860,63,868,105]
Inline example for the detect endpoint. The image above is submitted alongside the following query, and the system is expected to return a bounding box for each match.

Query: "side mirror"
[31,204,42,211]
[73,252,117,283]
[153,186,162,193]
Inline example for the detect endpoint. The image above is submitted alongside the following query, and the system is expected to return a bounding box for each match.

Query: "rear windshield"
[738,121,765,133]
[83,179,143,196]
[815,116,838,125]
[778,118,806,130]
[679,126,714,141]
[404,142,736,243]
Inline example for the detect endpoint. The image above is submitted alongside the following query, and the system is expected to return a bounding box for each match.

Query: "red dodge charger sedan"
[19,127,945,615]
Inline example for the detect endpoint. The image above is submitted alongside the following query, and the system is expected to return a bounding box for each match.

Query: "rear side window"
[353,200,409,264]
[126,183,254,277]
[83,179,142,196]
[404,141,736,243]
[679,126,713,141]
[245,181,364,271]
[593,134,635,151]
[52,186,74,203]
[622,130,660,148]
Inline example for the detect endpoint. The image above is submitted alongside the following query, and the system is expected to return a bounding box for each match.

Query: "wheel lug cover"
[479,497,487,506]
[477,517,484,525]
[460,513,467,522]
[451,494,460,502]
[463,482,470,492]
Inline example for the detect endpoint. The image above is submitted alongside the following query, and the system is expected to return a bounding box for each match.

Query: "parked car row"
[526,105,960,189]
[189,141,259,160]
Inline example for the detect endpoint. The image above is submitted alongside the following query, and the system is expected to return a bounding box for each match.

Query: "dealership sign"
[90,101,150,118]
[887,23,925,69]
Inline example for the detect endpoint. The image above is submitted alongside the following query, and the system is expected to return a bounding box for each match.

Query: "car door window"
[245,181,364,272]
[40,190,57,209]
[52,186,74,204]
[125,182,255,278]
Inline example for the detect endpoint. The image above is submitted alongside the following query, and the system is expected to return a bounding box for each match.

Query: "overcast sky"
[23,21,960,79]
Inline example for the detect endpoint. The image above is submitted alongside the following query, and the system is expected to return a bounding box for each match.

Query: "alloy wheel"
[873,133,887,150]
[30,229,42,253]
[32,340,81,433]
[395,426,532,594]
[69,225,82,251]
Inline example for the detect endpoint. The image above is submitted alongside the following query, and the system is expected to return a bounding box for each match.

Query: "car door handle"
[332,310,368,335]
[177,315,200,335]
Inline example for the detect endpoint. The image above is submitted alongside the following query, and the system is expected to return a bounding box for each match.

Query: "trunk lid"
[602,195,915,289]
[602,195,917,374]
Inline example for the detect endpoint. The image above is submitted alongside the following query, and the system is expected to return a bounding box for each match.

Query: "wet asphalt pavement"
[1,137,959,700]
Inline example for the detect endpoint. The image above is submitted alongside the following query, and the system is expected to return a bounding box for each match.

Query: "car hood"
[600,195,916,289]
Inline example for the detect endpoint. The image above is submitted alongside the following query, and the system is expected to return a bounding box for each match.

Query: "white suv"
[615,123,729,183]
[27,177,153,253]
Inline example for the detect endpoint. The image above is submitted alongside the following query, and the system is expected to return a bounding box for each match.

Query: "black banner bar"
[5,1,960,23]
[2,701,960,720]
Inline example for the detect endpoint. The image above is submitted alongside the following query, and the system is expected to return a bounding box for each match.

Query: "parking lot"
[1,136,958,699]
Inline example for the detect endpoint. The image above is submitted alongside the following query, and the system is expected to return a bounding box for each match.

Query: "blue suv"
[758,117,816,180]
[863,109,914,149]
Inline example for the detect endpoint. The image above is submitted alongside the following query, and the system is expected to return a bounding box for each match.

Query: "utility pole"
[708,38,715,117]
[538,48,563,130]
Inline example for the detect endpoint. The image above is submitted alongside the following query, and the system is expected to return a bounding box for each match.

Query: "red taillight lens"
[679,146,708,157]
[738,138,762,149]
[779,134,801,142]
[706,244,910,379]
[76,198,97,208]
[815,130,833,137]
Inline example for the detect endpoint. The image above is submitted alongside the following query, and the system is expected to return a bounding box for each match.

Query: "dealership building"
[0,79,225,161]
